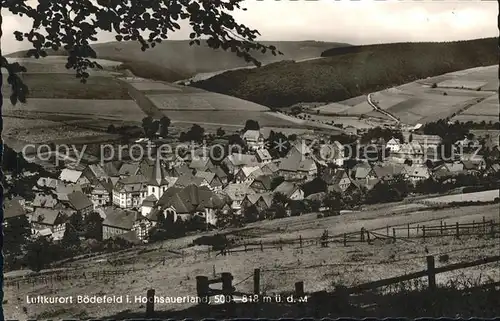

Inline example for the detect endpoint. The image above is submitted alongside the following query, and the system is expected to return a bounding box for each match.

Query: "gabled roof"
[225,153,259,167]
[372,164,406,179]
[189,156,212,170]
[260,162,279,175]
[387,138,401,145]
[67,191,93,211]
[274,181,301,198]
[239,166,261,178]
[354,165,373,179]
[142,194,158,206]
[242,130,262,141]
[244,193,261,205]
[279,152,317,173]
[102,208,140,230]
[223,182,254,201]
[461,160,481,171]
[118,162,140,176]
[114,175,148,193]
[88,164,108,180]
[256,149,272,161]
[251,175,272,190]
[209,166,228,179]
[405,165,429,178]
[102,161,122,177]
[59,169,83,183]
[32,208,66,226]
[159,184,227,213]
[174,174,207,188]
[195,171,216,184]
[56,183,83,202]
[259,193,273,208]
[170,164,192,177]
[324,169,349,185]
[4,197,26,219]
[93,179,114,193]
[33,194,58,208]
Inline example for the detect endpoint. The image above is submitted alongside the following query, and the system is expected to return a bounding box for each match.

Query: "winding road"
[367,93,401,124]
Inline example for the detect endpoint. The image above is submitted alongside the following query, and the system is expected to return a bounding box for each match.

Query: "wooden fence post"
[253,269,260,295]
[443,222,447,235]
[295,281,305,316]
[360,228,365,242]
[440,221,443,234]
[196,276,210,305]
[422,226,426,241]
[367,230,371,244]
[482,216,486,234]
[392,228,396,243]
[386,225,389,236]
[295,281,305,299]
[343,233,347,247]
[260,241,263,251]
[426,256,436,290]
[213,265,216,277]
[490,220,495,236]
[456,222,460,239]
[299,235,303,248]
[244,243,247,252]
[417,224,420,234]
[221,272,235,315]
[407,224,410,238]
[146,289,155,317]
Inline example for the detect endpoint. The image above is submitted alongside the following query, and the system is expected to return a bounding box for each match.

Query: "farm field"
[147,92,269,111]
[419,190,500,205]
[450,93,499,122]
[4,203,500,320]
[7,57,122,74]
[1,73,130,100]
[165,110,307,129]
[345,65,498,125]
[2,99,146,121]
[311,103,351,114]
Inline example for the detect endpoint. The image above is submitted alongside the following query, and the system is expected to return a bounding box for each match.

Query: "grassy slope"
[8,40,350,82]
[191,38,497,108]
[1,73,131,100]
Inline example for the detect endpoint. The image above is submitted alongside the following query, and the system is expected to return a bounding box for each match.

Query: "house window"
[152,187,156,193]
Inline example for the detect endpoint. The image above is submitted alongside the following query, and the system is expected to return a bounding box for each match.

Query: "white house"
[274,181,304,201]
[386,138,402,153]
[112,175,149,209]
[59,168,91,188]
[242,130,265,150]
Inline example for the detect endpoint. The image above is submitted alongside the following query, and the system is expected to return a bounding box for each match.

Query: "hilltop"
[190,38,497,108]
[7,40,350,83]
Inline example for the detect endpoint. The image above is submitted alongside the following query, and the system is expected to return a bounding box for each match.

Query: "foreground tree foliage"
[2,0,280,103]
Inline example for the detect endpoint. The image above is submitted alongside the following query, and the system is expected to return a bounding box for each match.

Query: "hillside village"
[3,117,500,271]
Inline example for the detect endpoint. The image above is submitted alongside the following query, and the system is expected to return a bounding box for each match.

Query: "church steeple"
[149,157,168,186]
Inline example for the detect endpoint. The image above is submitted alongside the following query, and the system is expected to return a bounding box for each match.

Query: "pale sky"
[1,0,497,54]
